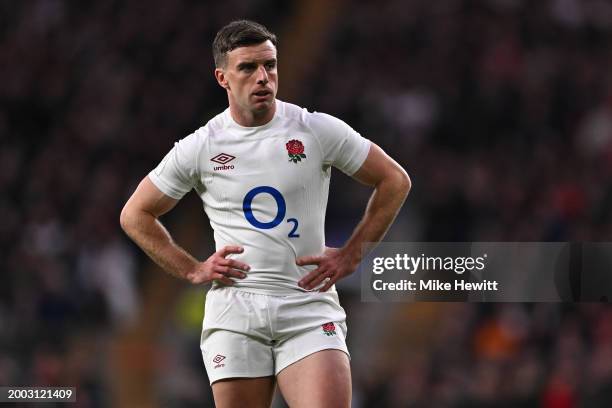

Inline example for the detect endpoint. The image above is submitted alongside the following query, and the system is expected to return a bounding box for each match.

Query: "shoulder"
[276,99,309,125]
[199,109,228,139]
[276,100,347,134]
[167,111,230,173]
[180,109,229,147]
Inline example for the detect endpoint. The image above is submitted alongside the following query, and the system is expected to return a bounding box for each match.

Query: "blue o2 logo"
[243,186,300,238]
[243,186,286,229]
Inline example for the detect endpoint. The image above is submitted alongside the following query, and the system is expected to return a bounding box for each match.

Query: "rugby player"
[120,20,410,408]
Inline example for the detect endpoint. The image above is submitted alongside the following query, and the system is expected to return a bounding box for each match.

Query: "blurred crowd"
[319,0,612,406]
[2,0,612,406]
[317,0,612,243]
[0,1,291,405]
[346,301,612,407]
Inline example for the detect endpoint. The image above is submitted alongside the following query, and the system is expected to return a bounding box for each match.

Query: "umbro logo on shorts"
[213,354,226,368]
[211,153,235,171]
[322,322,337,336]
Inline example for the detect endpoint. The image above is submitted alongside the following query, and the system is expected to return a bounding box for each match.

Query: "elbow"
[396,167,412,198]
[119,204,133,234]
[375,166,412,199]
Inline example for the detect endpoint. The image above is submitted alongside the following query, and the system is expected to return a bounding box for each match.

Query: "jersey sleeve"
[309,112,371,175]
[148,132,201,199]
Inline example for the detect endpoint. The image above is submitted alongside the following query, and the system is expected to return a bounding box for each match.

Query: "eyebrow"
[236,58,277,70]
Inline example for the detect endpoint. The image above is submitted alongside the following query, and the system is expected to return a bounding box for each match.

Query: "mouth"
[252,90,272,97]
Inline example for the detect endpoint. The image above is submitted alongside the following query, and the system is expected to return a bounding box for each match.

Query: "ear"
[215,68,230,90]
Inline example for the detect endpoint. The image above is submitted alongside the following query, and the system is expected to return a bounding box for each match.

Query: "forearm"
[120,209,198,280]
[342,173,411,264]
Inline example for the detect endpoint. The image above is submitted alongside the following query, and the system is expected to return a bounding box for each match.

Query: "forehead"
[227,40,277,65]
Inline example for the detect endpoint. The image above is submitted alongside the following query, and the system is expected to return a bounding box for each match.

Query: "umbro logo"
[211,153,235,171]
[213,354,226,369]
[211,153,235,165]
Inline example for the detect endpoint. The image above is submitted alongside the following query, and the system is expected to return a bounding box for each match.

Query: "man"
[120,20,410,408]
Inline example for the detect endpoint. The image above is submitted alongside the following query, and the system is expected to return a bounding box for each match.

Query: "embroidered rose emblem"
[286,139,306,163]
[322,322,337,336]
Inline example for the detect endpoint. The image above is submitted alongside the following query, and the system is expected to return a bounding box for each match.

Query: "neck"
[229,100,276,127]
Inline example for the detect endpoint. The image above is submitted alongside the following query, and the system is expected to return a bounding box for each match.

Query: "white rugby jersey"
[149,100,371,294]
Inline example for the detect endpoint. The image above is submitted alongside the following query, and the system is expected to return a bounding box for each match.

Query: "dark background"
[2,0,612,406]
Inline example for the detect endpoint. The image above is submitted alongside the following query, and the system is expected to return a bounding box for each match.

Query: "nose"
[256,65,268,85]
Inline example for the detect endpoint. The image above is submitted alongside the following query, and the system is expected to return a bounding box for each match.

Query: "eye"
[239,64,256,72]
[265,62,276,70]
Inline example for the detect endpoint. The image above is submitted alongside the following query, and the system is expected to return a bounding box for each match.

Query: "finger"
[214,275,234,286]
[296,255,323,266]
[214,265,244,278]
[218,246,244,258]
[319,276,336,292]
[307,270,333,290]
[214,265,232,275]
[221,259,251,272]
[298,267,324,288]
[225,268,247,279]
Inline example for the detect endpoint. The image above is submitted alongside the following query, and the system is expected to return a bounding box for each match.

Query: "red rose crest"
[322,322,337,336]
[286,139,306,163]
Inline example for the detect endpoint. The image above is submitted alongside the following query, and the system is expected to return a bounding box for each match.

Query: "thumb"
[219,245,244,257]
[296,255,322,266]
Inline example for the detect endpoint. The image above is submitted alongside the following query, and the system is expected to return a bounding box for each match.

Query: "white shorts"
[200,287,349,384]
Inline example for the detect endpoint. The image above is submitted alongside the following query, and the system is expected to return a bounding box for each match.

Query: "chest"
[200,133,323,198]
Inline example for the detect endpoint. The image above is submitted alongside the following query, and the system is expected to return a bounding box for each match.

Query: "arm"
[120,176,250,285]
[297,143,411,291]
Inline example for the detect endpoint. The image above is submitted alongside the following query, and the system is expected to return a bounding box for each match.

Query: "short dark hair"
[213,20,277,68]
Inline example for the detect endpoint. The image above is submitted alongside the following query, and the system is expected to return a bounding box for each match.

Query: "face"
[215,40,278,119]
